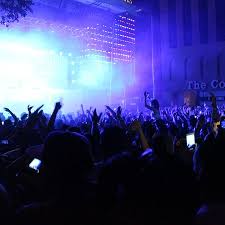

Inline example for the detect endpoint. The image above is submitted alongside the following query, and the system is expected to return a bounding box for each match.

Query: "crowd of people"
[0,91,224,225]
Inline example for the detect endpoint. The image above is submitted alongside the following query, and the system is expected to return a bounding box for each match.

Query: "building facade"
[150,0,225,105]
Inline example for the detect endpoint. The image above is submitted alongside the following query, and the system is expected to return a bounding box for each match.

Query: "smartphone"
[186,133,195,148]
[29,158,42,173]
[0,140,8,145]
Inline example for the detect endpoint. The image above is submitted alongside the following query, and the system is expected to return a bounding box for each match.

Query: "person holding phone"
[16,131,96,225]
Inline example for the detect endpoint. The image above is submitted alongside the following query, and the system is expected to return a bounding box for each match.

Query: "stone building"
[141,0,225,105]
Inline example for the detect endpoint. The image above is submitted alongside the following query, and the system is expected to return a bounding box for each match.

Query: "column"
[191,0,200,44]
[176,0,184,47]
[208,0,216,43]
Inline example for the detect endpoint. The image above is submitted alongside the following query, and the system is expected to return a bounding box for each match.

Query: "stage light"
[0,29,69,114]
[0,14,136,112]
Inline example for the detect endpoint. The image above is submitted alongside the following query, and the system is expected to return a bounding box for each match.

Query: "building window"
[169,60,173,81]
[151,0,162,80]
[198,0,208,44]
[215,0,225,42]
[168,0,177,48]
[217,54,222,79]
[184,58,190,80]
[183,0,192,46]
[200,57,205,80]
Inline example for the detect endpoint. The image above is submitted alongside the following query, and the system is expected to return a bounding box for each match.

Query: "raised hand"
[27,105,34,116]
[81,104,85,115]
[35,105,44,113]
[116,106,122,118]
[105,105,116,117]
[105,105,112,111]
[4,107,11,113]
[25,105,44,130]
[4,107,19,124]
[55,102,62,111]
[92,109,102,124]
[47,102,61,131]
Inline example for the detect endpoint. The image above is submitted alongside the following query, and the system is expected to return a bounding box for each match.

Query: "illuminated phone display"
[186,133,195,148]
[29,158,42,173]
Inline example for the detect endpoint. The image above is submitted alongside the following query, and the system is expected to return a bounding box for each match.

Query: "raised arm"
[210,92,220,122]
[105,105,117,118]
[27,105,34,117]
[90,109,102,160]
[91,109,102,135]
[144,91,153,110]
[116,106,127,129]
[25,105,44,130]
[47,102,62,132]
[4,107,19,125]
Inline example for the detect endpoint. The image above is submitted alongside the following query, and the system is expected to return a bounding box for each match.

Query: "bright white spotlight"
[0,30,70,114]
